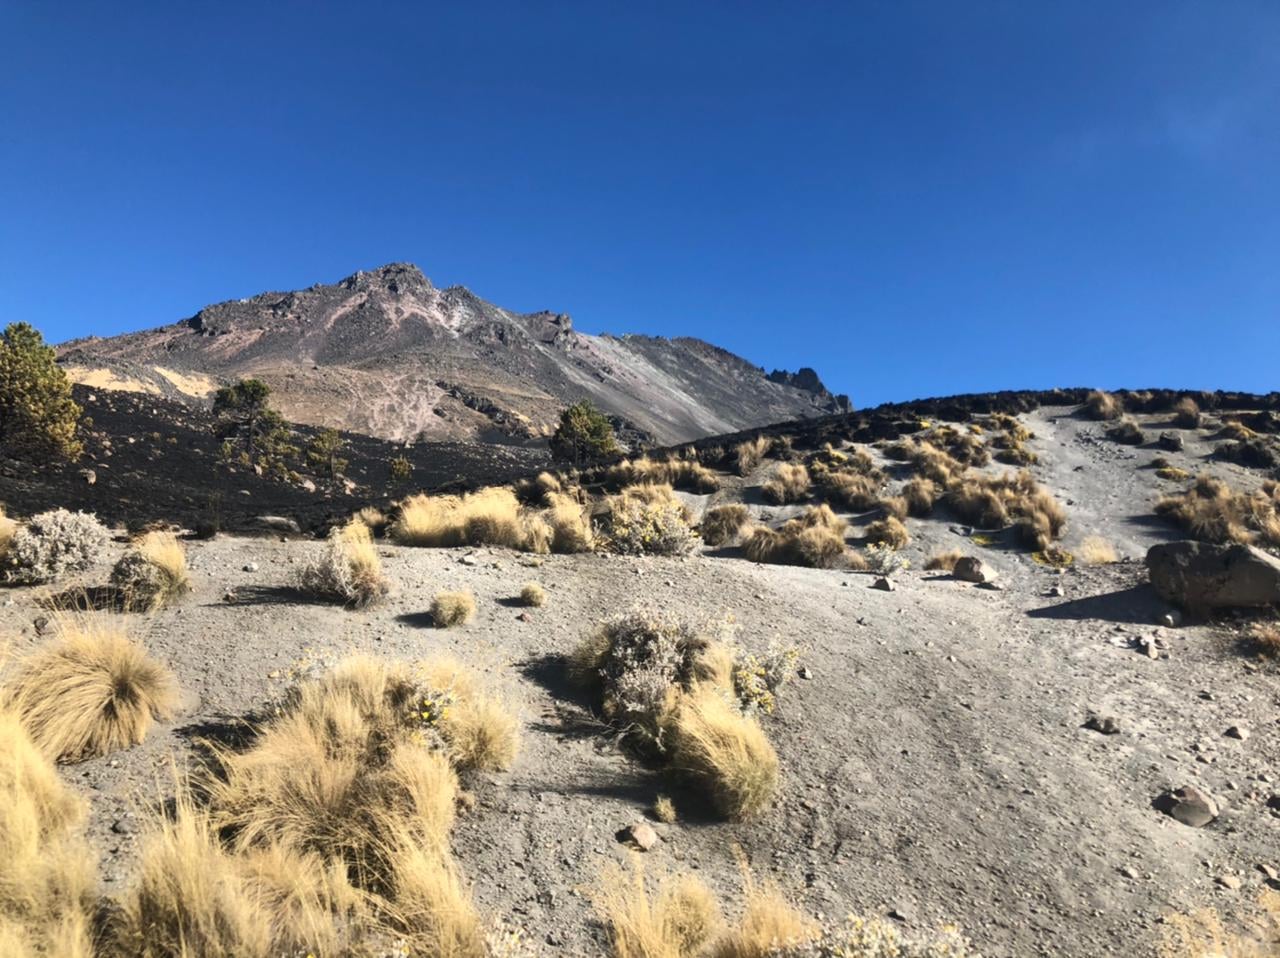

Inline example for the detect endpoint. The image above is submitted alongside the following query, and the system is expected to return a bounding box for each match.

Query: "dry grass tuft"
[761,463,812,505]
[924,549,964,572]
[393,487,532,550]
[902,478,938,517]
[946,471,1068,550]
[710,880,817,958]
[1107,417,1146,445]
[0,708,96,956]
[1079,536,1119,565]
[701,504,751,547]
[878,496,909,522]
[1173,397,1202,429]
[817,470,880,512]
[669,686,779,821]
[355,505,389,534]
[1156,475,1280,547]
[419,657,521,773]
[653,795,678,824]
[735,436,772,476]
[592,861,723,958]
[1247,621,1280,657]
[298,520,389,608]
[0,506,16,560]
[611,457,723,494]
[865,516,909,550]
[431,591,477,628]
[1084,390,1123,421]
[1157,892,1280,958]
[544,491,595,553]
[518,582,546,607]
[1157,465,1192,482]
[6,623,177,762]
[110,531,192,611]
[742,506,848,569]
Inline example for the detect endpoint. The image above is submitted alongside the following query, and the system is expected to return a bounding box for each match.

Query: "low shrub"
[767,915,977,957]
[1084,390,1123,421]
[518,582,545,607]
[1173,397,1201,428]
[601,485,699,557]
[430,591,476,628]
[0,506,14,558]
[5,623,177,761]
[742,506,848,568]
[1,509,110,585]
[297,520,389,608]
[865,516,909,550]
[701,504,751,547]
[761,463,811,505]
[734,436,772,476]
[110,531,192,611]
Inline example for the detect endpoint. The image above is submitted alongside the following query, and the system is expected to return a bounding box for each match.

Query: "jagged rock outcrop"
[58,263,846,444]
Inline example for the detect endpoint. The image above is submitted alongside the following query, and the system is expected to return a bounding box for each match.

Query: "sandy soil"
[2,405,1277,957]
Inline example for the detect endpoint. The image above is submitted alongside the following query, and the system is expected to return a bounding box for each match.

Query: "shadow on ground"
[1026,585,1163,624]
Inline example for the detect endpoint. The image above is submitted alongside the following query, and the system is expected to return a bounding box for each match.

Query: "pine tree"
[0,322,83,459]
[550,400,618,465]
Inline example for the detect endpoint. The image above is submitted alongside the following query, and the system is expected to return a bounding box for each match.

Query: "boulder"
[953,556,998,584]
[1156,785,1219,827]
[1158,432,1184,452]
[1146,541,1280,611]
[256,515,301,535]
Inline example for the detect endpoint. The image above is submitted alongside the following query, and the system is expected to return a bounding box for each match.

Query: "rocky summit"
[57,263,849,445]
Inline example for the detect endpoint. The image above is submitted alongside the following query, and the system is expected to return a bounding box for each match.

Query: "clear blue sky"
[3,2,1277,407]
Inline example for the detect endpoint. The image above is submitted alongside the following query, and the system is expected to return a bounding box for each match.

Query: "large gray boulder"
[1146,540,1280,611]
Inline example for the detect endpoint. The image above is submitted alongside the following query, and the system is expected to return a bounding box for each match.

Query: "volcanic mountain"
[58,263,849,445]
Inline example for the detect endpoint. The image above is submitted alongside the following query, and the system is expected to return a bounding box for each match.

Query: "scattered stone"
[1120,865,1139,880]
[1258,863,1278,881]
[1084,715,1121,736]
[976,580,1005,591]
[1158,609,1184,628]
[621,822,658,851]
[1146,540,1280,611]
[1158,432,1185,452]
[798,666,813,680]
[1157,785,1219,827]
[110,818,134,835]
[243,562,259,573]
[256,515,301,534]
[1224,725,1249,741]
[1217,874,1242,891]
[1048,585,1065,598]
[871,577,896,592]
[888,904,913,923]
[33,615,50,636]
[459,554,480,566]
[299,478,317,493]
[953,557,998,584]
[80,468,97,485]
[516,612,533,623]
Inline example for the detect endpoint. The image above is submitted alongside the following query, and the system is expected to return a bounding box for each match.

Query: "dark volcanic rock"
[1146,540,1280,611]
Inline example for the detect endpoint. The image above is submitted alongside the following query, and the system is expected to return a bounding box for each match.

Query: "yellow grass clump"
[945,471,1068,551]
[924,549,964,572]
[355,505,389,534]
[0,506,15,559]
[734,436,772,476]
[1173,397,1202,429]
[519,582,546,607]
[0,708,96,956]
[1156,476,1280,548]
[393,487,533,549]
[1247,621,1280,657]
[865,515,909,550]
[544,491,595,553]
[110,530,192,611]
[761,463,811,505]
[431,590,477,628]
[653,795,678,824]
[902,478,938,517]
[742,506,848,569]
[669,687,779,821]
[1158,892,1280,958]
[818,470,880,512]
[700,504,751,547]
[1084,389,1123,420]
[709,880,818,958]
[298,520,389,608]
[418,657,521,773]
[5,623,177,762]
[592,861,723,958]
[611,457,722,494]
[1079,536,1119,565]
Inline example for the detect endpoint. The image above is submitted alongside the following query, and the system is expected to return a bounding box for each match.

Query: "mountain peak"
[339,262,432,293]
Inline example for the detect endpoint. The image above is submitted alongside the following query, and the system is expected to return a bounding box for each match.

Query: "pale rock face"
[57,263,848,445]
